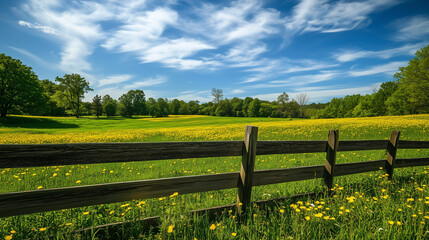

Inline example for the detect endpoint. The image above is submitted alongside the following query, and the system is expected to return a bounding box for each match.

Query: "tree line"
[1,44,428,119]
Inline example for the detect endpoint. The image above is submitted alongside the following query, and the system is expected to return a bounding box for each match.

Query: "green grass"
[0,115,294,134]
[0,114,428,239]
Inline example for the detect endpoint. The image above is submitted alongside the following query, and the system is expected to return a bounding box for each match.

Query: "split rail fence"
[1,126,429,220]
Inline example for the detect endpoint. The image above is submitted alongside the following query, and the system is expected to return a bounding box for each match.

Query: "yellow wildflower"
[167,225,174,233]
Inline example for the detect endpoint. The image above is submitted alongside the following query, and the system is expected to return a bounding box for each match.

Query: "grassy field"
[1,114,429,239]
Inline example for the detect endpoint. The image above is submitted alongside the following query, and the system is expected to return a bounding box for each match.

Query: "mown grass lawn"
[0,114,428,239]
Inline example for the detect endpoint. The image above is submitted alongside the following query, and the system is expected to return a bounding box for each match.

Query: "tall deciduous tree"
[92,95,102,118]
[0,53,44,117]
[392,44,429,113]
[102,94,117,117]
[211,88,223,104]
[118,89,146,117]
[53,73,93,118]
[296,92,309,117]
[40,79,65,116]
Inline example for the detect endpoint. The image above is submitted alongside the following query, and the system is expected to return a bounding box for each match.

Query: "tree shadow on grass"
[0,116,79,129]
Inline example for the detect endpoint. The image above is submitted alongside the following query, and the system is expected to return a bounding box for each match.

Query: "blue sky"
[1,0,429,103]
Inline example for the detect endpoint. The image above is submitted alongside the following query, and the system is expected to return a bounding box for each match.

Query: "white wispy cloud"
[252,84,380,102]
[395,16,429,41]
[334,43,426,62]
[98,74,133,87]
[270,72,338,85]
[241,58,338,83]
[230,89,245,94]
[123,76,167,90]
[18,20,57,34]
[20,0,113,73]
[170,90,212,102]
[102,7,178,52]
[349,61,407,77]
[8,46,58,71]
[285,0,399,34]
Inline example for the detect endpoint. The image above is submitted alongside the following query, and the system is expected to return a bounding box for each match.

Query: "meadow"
[1,114,429,239]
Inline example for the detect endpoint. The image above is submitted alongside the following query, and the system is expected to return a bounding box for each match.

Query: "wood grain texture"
[252,165,325,186]
[237,126,258,216]
[256,141,326,154]
[397,140,429,149]
[338,140,388,151]
[334,160,385,176]
[395,158,429,168]
[2,139,427,169]
[0,172,239,218]
[324,130,339,189]
[385,131,400,179]
[0,141,243,168]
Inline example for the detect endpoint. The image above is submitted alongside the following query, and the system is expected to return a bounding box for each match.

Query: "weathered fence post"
[324,130,339,189]
[385,130,400,179]
[236,125,258,217]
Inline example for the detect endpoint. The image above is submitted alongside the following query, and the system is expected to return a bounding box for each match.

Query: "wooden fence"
[1,126,429,220]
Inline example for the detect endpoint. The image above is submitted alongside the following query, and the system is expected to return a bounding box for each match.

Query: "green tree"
[156,98,169,117]
[147,98,169,117]
[231,97,243,117]
[118,90,146,117]
[242,97,253,117]
[215,99,232,116]
[102,95,117,117]
[247,98,261,117]
[178,100,190,115]
[393,44,429,113]
[53,73,93,118]
[40,79,65,116]
[259,102,275,117]
[92,95,102,118]
[0,53,44,117]
[169,99,180,115]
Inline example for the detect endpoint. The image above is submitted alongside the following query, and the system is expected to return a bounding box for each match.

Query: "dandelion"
[314,213,323,218]
[305,216,310,221]
[83,212,89,215]
[388,221,394,225]
[10,231,16,234]
[232,232,237,236]
[209,224,216,230]
[397,221,402,226]
[39,228,47,231]
[407,198,414,202]
[109,211,115,214]
[37,186,43,190]
[5,235,12,240]
[280,209,285,213]
[167,225,174,233]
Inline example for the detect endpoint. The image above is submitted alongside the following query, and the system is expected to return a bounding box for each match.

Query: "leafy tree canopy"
[0,53,44,117]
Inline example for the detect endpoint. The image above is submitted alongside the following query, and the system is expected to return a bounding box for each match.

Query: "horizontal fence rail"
[0,128,428,219]
[1,140,428,169]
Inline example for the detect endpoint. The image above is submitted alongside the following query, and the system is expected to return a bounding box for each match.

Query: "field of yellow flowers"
[0,114,428,239]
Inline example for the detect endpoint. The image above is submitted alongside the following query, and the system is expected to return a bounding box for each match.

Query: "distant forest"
[1,44,428,119]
